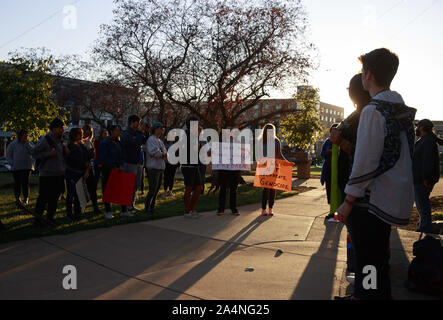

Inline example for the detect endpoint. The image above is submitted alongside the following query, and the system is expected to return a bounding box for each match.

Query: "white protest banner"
[75,177,90,211]
[211,142,251,171]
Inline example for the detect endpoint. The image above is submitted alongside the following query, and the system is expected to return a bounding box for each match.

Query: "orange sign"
[254,158,294,192]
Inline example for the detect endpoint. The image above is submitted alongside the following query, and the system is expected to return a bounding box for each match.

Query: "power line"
[0,0,82,51]
[397,0,440,34]
[377,0,407,21]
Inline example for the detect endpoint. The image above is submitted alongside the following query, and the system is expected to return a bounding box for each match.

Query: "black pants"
[12,170,31,201]
[145,169,164,211]
[85,169,99,209]
[164,163,178,191]
[348,206,392,300]
[262,188,276,210]
[325,177,331,204]
[35,175,65,220]
[218,171,239,211]
[101,167,125,213]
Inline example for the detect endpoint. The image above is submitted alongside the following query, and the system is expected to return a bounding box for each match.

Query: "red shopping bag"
[102,169,136,206]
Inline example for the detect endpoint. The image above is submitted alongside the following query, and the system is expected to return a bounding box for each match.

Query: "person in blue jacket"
[99,125,124,220]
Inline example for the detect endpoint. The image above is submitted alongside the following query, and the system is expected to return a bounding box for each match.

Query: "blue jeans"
[414,183,434,233]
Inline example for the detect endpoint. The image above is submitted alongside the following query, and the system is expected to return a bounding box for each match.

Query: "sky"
[1,0,442,119]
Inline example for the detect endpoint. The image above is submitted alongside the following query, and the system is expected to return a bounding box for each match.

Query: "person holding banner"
[144,122,167,215]
[216,127,243,216]
[257,123,286,217]
[99,125,125,220]
[65,128,92,222]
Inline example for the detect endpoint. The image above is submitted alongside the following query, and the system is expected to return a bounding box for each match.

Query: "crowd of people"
[1,47,439,300]
[0,115,286,230]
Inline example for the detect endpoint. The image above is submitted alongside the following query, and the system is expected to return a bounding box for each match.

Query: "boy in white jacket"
[334,48,416,300]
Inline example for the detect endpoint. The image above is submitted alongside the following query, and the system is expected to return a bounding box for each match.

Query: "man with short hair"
[335,48,416,300]
[413,119,440,234]
[120,115,146,216]
[33,118,69,226]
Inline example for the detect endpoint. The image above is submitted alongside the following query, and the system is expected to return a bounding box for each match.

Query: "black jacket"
[66,142,90,173]
[120,128,146,165]
[413,134,440,185]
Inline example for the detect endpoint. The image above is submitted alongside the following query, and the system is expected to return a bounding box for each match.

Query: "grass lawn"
[0,172,299,244]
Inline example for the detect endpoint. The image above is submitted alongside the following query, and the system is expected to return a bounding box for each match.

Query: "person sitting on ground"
[413,119,440,234]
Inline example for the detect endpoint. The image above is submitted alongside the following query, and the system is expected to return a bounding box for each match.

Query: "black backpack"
[405,235,443,297]
[35,135,57,170]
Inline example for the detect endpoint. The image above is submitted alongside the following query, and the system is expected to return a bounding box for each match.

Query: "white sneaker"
[191,211,200,219]
[105,212,114,220]
[346,273,355,284]
[184,213,193,219]
[168,191,174,197]
[161,192,167,199]
[120,211,135,218]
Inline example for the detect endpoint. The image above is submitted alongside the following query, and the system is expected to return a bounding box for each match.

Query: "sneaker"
[231,209,240,216]
[161,192,167,199]
[120,211,135,218]
[168,191,175,197]
[216,210,225,216]
[184,212,193,219]
[23,198,29,206]
[260,209,267,216]
[105,212,114,220]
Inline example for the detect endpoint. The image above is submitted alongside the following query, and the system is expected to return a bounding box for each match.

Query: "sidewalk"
[0,179,440,300]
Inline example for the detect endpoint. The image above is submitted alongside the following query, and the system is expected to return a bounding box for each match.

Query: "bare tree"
[94,0,315,131]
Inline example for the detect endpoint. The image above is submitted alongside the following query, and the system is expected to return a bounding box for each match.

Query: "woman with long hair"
[65,128,91,221]
[6,129,34,207]
[257,123,285,217]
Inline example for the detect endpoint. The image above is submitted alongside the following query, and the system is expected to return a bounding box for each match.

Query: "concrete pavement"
[0,179,440,300]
